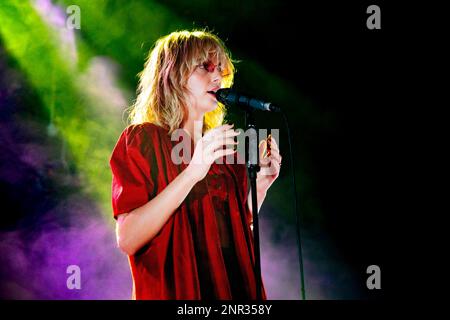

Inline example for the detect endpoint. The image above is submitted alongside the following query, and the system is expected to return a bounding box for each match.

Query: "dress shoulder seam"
[125,122,162,147]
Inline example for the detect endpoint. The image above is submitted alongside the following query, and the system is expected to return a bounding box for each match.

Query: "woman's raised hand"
[256,134,282,192]
[186,124,240,182]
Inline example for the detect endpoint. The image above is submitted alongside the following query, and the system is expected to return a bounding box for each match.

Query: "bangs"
[182,33,235,81]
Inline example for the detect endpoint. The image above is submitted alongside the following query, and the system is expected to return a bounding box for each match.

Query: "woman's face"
[185,58,223,116]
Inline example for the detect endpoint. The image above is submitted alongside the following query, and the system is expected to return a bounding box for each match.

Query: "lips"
[207,87,220,100]
[207,87,220,94]
[207,91,217,100]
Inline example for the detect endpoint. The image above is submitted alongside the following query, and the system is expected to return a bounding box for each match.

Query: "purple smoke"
[0,208,132,299]
[260,211,362,299]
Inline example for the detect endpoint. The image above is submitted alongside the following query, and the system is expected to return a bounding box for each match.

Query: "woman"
[109,30,281,300]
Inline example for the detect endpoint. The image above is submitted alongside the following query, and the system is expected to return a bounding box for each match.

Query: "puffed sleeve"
[109,124,156,219]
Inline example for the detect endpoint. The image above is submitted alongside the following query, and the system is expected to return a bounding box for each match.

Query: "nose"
[211,67,222,84]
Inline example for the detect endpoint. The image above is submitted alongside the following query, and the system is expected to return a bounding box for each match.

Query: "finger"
[265,156,281,175]
[267,134,279,153]
[219,123,234,131]
[213,133,239,143]
[209,131,240,148]
[206,138,238,153]
[223,129,241,139]
[213,148,236,161]
[218,123,233,130]
[204,123,234,139]
[259,161,277,176]
[259,156,271,167]
[266,134,277,157]
[210,128,240,142]
[215,136,239,147]
[203,129,239,147]
[269,150,282,163]
[259,139,267,148]
[205,141,234,155]
[259,139,268,158]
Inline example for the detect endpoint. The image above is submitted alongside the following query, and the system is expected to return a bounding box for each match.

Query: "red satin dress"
[109,123,266,300]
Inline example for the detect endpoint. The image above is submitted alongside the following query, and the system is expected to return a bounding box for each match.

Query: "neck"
[182,112,204,146]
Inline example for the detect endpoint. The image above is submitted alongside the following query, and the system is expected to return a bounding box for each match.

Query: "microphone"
[210,88,281,112]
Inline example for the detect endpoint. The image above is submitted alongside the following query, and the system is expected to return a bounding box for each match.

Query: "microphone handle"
[215,89,280,112]
[233,92,279,112]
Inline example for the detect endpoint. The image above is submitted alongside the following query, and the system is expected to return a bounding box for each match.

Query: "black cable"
[281,111,306,300]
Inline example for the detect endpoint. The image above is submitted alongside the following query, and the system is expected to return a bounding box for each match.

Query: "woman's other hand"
[257,134,282,193]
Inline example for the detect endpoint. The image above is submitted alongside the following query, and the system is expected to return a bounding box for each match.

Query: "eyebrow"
[203,59,221,65]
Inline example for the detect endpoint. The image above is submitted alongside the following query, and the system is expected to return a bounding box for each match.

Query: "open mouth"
[207,91,217,99]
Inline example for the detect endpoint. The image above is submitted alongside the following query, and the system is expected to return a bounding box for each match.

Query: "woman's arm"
[116,167,198,256]
[116,124,239,255]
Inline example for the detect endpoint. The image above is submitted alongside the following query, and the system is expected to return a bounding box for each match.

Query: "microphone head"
[213,88,281,112]
[214,88,232,106]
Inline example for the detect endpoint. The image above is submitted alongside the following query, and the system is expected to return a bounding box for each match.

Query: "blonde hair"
[128,30,235,134]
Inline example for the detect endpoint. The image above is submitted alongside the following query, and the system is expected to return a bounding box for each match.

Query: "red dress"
[109,123,266,300]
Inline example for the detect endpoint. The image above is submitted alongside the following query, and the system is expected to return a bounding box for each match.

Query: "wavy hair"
[128,30,235,134]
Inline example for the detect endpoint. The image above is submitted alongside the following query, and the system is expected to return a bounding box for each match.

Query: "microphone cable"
[216,86,306,299]
[281,110,306,300]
